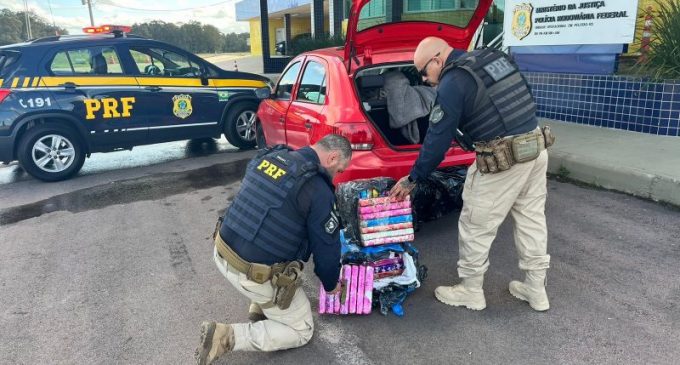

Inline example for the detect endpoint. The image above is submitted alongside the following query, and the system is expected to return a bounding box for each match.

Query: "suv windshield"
[357,0,480,32]
[0,50,20,77]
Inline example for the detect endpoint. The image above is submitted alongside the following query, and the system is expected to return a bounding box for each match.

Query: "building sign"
[504,1,639,47]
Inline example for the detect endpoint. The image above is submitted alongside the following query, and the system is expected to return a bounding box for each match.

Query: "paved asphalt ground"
[1,152,679,365]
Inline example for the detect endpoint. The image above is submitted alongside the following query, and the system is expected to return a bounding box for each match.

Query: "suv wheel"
[17,124,86,182]
[224,102,258,150]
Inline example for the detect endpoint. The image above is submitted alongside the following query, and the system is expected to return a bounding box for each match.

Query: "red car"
[257,0,493,184]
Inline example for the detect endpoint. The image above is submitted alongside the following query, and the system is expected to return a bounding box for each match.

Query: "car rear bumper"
[334,147,475,184]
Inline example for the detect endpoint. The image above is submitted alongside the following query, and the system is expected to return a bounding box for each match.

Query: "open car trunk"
[354,63,434,148]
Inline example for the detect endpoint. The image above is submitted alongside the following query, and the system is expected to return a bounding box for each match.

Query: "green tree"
[0,9,68,46]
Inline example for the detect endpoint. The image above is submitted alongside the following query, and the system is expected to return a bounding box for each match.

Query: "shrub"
[640,0,680,79]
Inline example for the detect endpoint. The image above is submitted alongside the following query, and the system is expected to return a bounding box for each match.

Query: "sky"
[1,0,250,35]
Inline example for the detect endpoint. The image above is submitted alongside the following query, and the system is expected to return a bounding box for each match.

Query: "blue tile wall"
[524,72,680,137]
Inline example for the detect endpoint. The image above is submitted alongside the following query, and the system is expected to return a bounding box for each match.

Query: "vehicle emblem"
[511,3,533,41]
[172,94,193,119]
[218,91,230,102]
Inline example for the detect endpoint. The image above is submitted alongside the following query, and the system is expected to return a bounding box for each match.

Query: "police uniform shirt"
[223,147,341,292]
[409,51,475,182]
[409,51,537,182]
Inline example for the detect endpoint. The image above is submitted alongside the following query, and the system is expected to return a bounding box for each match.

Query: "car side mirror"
[255,87,271,99]
[199,68,209,86]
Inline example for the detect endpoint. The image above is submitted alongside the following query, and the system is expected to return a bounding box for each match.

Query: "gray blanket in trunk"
[383,71,437,144]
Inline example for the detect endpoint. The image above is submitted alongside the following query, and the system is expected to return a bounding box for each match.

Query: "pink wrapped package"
[361,228,415,242]
[318,264,373,315]
[363,266,373,314]
[356,265,365,314]
[340,264,351,314]
[358,196,410,207]
[358,201,411,214]
[360,222,413,234]
[349,265,358,313]
[360,208,412,220]
[362,234,415,246]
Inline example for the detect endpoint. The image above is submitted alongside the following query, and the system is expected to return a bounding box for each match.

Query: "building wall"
[248,18,284,55]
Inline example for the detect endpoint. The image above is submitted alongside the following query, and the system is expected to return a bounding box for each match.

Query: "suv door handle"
[62,82,77,89]
[145,86,162,92]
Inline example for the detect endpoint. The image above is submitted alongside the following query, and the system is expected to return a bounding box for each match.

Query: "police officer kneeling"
[391,37,555,312]
[195,134,351,365]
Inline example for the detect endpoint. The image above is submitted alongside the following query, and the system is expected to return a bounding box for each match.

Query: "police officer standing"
[195,134,352,364]
[391,37,553,312]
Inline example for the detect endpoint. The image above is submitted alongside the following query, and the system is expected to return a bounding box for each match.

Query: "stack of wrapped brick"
[320,179,423,316]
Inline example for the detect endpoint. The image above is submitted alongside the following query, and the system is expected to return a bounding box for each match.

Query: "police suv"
[0,29,271,181]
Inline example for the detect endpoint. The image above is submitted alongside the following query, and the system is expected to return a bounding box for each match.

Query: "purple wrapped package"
[340,265,351,314]
[319,285,327,313]
[363,265,374,314]
[356,265,365,314]
[349,265,359,313]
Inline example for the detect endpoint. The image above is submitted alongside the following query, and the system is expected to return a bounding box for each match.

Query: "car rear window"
[49,47,124,75]
[0,51,21,77]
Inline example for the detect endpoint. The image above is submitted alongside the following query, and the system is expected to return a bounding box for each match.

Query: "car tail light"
[0,89,10,104]
[333,123,374,150]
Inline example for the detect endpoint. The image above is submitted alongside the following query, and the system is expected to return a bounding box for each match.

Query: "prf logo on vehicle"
[173,94,193,119]
[84,97,136,120]
[512,3,534,40]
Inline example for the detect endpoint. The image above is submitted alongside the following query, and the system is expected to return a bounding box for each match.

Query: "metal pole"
[87,0,95,26]
[23,0,33,39]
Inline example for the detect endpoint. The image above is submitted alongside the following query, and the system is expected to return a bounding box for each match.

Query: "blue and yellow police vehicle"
[0,27,271,181]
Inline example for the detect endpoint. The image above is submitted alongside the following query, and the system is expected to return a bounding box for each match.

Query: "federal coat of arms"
[512,3,534,41]
[172,94,193,119]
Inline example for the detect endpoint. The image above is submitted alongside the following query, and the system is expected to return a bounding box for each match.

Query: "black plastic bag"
[411,167,466,223]
[335,177,396,244]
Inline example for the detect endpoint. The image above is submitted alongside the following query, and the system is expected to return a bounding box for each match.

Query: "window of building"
[49,47,123,75]
[360,0,386,18]
[295,61,327,104]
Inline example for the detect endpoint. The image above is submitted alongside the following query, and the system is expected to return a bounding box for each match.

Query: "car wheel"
[255,120,266,149]
[17,124,86,182]
[224,102,258,150]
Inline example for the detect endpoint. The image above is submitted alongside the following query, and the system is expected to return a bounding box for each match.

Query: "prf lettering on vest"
[483,58,514,82]
[83,97,136,120]
[257,159,287,180]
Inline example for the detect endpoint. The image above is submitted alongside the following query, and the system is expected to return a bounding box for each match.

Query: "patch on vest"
[323,210,339,235]
[483,57,515,82]
[430,104,444,124]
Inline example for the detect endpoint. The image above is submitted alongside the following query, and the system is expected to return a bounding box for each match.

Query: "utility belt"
[214,230,303,310]
[474,126,556,174]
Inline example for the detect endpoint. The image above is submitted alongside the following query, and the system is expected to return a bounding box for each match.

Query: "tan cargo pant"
[213,248,314,352]
[457,149,551,278]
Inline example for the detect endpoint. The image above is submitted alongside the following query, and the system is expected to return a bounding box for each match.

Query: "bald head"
[414,37,453,85]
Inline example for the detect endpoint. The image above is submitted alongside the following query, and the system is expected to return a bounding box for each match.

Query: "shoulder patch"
[323,209,339,235]
[429,104,445,124]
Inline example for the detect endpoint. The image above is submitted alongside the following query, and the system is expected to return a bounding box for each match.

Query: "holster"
[270,261,304,310]
[212,216,224,241]
[542,125,556,148]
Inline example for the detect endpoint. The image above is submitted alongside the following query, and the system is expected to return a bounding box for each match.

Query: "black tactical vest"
[440,48,537,142]
[222,145,325,262]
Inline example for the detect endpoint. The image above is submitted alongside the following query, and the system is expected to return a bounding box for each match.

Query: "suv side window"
[50,47,123,75]
[295,61,326,104]
[130,47,201,77]
[274,61,302,100]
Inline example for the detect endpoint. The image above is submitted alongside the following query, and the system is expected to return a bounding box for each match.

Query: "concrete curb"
[547,150,680,207]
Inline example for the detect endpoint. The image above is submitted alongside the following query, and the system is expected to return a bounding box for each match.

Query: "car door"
[258,59,303,145]
[44,44,146,149]
[285,58,327,149]
[126,44,221,143]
